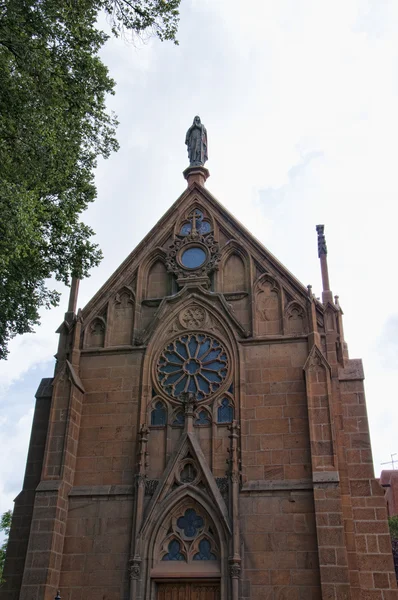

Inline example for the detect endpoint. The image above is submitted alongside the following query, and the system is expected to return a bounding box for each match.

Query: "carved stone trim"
[179,305,207,329]
[165,228,220,284]
[141,298,162,307]
[129,558,141,580]
[229,561,241,579]
[135,474,146,488]
[145,479,159,496]
[216,477,228,495]
[223,292,248,301]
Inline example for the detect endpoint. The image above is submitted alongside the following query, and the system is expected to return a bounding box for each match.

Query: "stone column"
[304,345,352,600]
[129,425,149,600]
[228,421,241,600]
[19,361,84,600]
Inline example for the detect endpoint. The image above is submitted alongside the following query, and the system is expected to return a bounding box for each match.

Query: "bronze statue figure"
[185,116,208,166]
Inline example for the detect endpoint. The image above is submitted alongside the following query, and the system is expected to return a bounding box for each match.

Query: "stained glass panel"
[181,247,207,269]
[162,540,185,561]
[151,401,167,426]
[195,410,211,426]
[173,411,185,426]
[217,398,234,423]
[177,509,204,538]
[157,334,228,400]
[193,539,217,561]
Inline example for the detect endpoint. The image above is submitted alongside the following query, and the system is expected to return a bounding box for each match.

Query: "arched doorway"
[148,498,226,599]
[156,581,220,599]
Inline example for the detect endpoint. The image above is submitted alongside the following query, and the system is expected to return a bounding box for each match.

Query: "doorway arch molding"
[137,487,230,600]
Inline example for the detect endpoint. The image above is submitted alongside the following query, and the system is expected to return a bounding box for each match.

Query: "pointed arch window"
[217,398,234,423]
[162,540,185,561]
[193,539,217,561]
[172,411,185,426]
[195,410,211,426]
[177,509,204,538]
[151,401,167,426]
[158,504,219,565]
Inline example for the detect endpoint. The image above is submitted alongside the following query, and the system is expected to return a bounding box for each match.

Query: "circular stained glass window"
[180,246,207,269]
[157,334,229,400]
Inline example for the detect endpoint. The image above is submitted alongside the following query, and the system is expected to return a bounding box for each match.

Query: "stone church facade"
[3,166,398,600]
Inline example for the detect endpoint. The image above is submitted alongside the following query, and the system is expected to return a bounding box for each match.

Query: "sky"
[1,0,398,519]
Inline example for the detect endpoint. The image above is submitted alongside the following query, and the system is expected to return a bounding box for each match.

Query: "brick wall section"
[241,341,311,484]
[2,379,53,600]
[239,491,321,600]
[304,347,352,599]
[340,369,398,599]
[74,351,143,486]
[5,186,398,600]
[58,495,132,600]
[19,372,84,600]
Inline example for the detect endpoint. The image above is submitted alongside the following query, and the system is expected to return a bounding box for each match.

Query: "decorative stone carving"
[157,334,229,401]
[111,288,135,346]
[165,222,220,286]
[255,274,282,335]
[229,561,241,578]
[85,316,106,348]
[230,472,240,484]
[179,305,207,329]
[129,558,141,580]
[135,474,146,488]
[256,278,279,322]
[176,459,200,485]
[285,302,307,335]
[307,352,323,370]
[145,479,159,496]
[216,477,228,495]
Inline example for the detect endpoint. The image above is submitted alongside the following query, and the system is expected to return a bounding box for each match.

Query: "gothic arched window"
[195,410,211,426]
[162,540,185,561]
[193,539,217,561]
[172,411,185,426]
[151,401,167,426]
[217,398,234,423]
[158,504,219,565]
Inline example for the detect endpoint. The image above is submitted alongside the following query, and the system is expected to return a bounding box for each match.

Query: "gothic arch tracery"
[142,489,228,591]
[285,300,308,335]
[254,273,283,335]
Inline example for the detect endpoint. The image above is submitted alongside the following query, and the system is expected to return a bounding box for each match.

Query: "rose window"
[157,334,228,400]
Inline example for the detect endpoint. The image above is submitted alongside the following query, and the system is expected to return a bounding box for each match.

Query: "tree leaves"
[0,510,12,584]
[0,0,180,358]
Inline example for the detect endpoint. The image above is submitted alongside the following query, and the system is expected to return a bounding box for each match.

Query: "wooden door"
[157,582,220,600]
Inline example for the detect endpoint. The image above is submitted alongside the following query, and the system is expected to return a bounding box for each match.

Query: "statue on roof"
[185,116,208,167]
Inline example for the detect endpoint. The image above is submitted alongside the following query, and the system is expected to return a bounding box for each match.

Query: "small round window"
[180,246,207,269]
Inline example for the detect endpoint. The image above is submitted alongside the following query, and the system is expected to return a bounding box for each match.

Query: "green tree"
[0,0,180,359]
[0,510,12,584]
[389,515,398,540]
